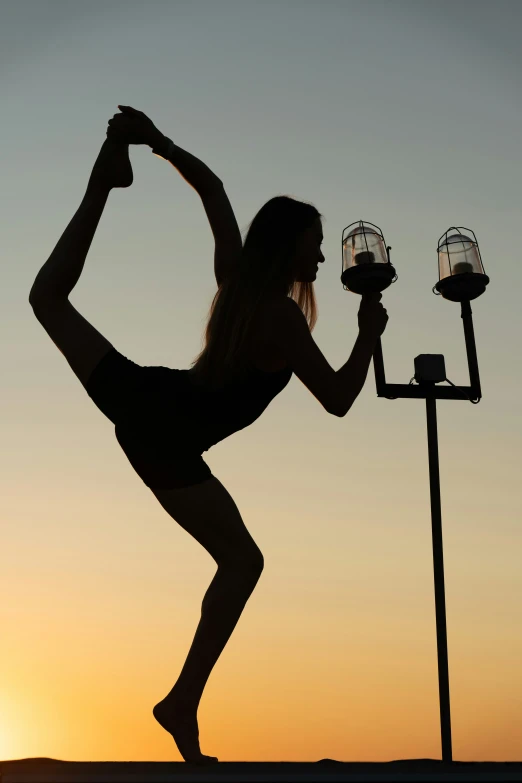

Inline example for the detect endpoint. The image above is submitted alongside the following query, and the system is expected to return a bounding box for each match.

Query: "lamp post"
[341,221,489,763]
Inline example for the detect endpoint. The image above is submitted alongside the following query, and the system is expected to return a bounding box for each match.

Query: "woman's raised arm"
[108,106,242,285]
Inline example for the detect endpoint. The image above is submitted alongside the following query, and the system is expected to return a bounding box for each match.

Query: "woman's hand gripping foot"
[88,131,133,192]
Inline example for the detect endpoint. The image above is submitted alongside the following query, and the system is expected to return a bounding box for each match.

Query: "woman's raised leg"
[150,476,265,764]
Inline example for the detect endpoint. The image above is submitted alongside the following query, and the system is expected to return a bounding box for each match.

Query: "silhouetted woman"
[29,106,388,764]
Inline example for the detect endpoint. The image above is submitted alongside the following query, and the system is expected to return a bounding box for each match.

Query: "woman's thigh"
[86,349,207,487]
[115,425,214,491]
[150,476,264,570]
[85,347,141,423]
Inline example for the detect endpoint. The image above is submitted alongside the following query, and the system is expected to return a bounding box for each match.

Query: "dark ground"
[1,758,522,782]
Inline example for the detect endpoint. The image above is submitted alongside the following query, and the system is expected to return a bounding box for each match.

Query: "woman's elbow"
[326,401,347,417]
[330,399,353,417]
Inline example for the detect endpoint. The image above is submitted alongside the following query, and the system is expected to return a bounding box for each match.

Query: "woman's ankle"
[161,686,201,709]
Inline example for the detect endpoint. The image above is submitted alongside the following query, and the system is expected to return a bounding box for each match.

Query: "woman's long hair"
[189,195,321,389]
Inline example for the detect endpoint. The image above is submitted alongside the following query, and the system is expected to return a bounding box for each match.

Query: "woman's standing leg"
[150,476,265,764]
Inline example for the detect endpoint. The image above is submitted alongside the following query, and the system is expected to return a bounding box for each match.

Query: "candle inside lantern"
[452,261,474,275]
[354,250,375,265]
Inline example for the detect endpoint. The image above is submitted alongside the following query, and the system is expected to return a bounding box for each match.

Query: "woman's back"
[188,292,289,382]
[183,293,292,451]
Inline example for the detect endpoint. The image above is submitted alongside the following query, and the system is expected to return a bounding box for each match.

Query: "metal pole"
[425,393,453,762]
[373,337,387,394]
[461,300,482,400]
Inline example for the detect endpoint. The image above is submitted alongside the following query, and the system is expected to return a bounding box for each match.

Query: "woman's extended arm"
[152,133,243,286]
[150,133,222,194]
[269,295,388,417]
[108,106,243,285]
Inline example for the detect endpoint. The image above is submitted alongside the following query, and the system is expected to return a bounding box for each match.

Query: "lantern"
[341,220,397,294]
[434,227,489,302]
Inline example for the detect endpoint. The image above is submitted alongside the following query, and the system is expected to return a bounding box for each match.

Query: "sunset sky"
[2,0,521,763]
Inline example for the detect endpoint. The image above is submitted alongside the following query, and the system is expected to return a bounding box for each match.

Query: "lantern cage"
[434,227,489,302]
[341,220,397,294]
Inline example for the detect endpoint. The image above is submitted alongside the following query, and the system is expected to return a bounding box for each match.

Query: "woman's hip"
[115,425,213,489]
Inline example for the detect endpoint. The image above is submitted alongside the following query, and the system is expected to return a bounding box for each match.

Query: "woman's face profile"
[293,217,325,282]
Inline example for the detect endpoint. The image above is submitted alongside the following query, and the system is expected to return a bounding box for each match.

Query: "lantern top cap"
[442,232,474,245]
[437,225,479,248]
[343,220,385,240]
[346,225,379,238]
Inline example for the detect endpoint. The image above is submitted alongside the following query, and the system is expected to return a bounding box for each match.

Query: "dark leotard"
[180,364,293,452]
[86,347,292,489]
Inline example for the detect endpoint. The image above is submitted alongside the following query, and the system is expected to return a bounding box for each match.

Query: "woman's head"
[241,195,324,290]
[189,195,323,388]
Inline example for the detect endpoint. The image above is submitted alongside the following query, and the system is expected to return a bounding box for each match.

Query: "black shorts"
[86,347,213,490]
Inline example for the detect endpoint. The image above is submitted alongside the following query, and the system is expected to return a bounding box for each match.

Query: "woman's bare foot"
[89,138,133,190]
[152,697,219,765]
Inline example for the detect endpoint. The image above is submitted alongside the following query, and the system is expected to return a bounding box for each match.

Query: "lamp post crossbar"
[373,301,480,402]
[374,382,476,400]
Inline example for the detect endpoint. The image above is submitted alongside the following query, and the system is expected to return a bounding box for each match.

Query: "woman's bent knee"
[219,547,264,576]
[152,475,264,573]
[244,548,264,575]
